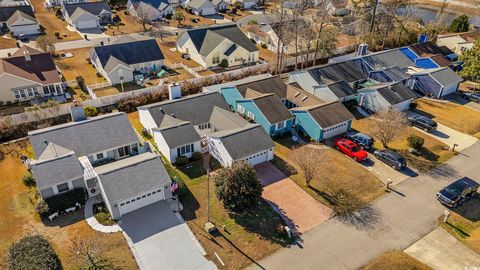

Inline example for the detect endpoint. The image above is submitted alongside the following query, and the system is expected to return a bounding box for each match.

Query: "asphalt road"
[247,141,480,270]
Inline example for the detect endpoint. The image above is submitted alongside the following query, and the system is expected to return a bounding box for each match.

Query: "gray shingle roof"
[250,94,292,124]
[203,74,272,93]
[209,106,249,131]
[28,112,138,158]
[295,101,353,128]
[235,76,287,99]
[6,10,37,26]
[382,66,410,82]
[141,92,229,126]
[187,0,213,9]
[309,60,367,83]
[96,152,170,203]
[377,82,417,105]
[179,24,258,57]
[429,67,463,86]
[129,0,170,9]
[37,143,73,161]
[155,122,201,149]
[326,81,356,98]
[210,124,274,160]
[362,49,414,70]
[63,1,111,18]
[92,39,164,72]
[0,5,34,22]
[30,152,84,190]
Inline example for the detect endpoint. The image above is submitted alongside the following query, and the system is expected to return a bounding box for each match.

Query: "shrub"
[44,188,86,215]
[191,151,202,161]
[8,235,61,270]
[214,161,263,212]
[83,106,97,117]
[407,134,424,151]
[219,59,228,68]
[22,173,36,187]
[35,200,50,216]
[176,155,188,166]
[76,76,85,91]
[261,43,267,49]
[54,31,60,39]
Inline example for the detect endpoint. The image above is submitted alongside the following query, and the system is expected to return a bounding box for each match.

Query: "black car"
[373,150,406,170]
[346,133,374,149]
[407,115,437,132]
[437,177,479,207]
[464,92,480,103]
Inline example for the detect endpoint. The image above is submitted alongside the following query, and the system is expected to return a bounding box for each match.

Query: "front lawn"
[352,117,455,171]
[439,194,480,255]
[361,250,432,270]
[274,138,385,212]
[0,141,136,269]
[415,98,480,138]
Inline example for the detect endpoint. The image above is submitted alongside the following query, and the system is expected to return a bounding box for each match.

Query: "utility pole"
[205,169,216,233]
[370,0,379,34]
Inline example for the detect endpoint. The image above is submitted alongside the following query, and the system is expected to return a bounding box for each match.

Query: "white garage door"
[76,19,98,30]
[392,99,412,111]
[11,25,40,35]
[322,121,349,139]
[244,150,269,166]
[440,83,458,97]
[119,188,165,216]
[201,7,216,15]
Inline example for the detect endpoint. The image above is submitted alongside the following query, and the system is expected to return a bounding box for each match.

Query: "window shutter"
[191,144,194,152]
[177,148,181,156]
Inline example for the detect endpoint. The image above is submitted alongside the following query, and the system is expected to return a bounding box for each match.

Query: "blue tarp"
[446,53,458,61]
[399,48,419,61]
[415,58,439,69]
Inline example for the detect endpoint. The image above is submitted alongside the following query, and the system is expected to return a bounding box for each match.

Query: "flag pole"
[207,169,210,223]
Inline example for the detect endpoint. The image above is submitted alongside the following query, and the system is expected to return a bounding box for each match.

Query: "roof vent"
[301,96,308,101]
[294,92,300,98]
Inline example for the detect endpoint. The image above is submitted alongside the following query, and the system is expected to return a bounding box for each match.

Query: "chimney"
[24,49,31,61]
[69,100,87,122]
[7,52,11,58]
[168,83,182,100]
[356,43,368,57]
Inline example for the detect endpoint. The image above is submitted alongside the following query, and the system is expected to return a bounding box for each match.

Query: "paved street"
[248,142,480,270]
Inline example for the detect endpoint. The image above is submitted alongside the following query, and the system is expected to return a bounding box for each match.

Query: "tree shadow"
[309,186,383,231]
[179,185,200,221]
[452,193,480,223]
[426,163,460,179]
[264,199,302,238]
[177,161,206,180]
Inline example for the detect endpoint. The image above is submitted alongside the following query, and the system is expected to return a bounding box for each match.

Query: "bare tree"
[270,0,290,75]
[70,237,120,270]
[42,99,61,120]
[35,36,56,54]
[291,146,323,186]
[371,109,408,148]
[311,1,333,67]
[151,21,170,41]
[134,4,152,30]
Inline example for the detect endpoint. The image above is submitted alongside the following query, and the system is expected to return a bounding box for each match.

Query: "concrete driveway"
[120,201,216,270]
[255,162,332,234]
[362,155,418,185]
[408,111,478,151]
[405,227,480,270]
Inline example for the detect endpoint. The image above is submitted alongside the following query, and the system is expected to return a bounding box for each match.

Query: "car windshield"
[444,184,463,195]
[352,145,361,152]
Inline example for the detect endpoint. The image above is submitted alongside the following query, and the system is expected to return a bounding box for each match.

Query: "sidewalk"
[84,197,122,233]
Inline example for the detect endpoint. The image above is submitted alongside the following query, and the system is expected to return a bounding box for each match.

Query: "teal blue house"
[220,86,294,136]
[290,102,354,141]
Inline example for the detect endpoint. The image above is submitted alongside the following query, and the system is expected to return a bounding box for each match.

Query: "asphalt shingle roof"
[129,0,170,9]
[28,112,138,158]
[187,0,213,9]
[92,39,164,71]
[141,92,230,126]
[309,60,367,83]
[326,81,356,98]
[298,101,354,128]
[210,124,274,160]
[429,67,463,86]
[30,152,84,190]
[180,24,258,57]
[362,49,414,70]
[6,10,37,26]
[382,66,410,82]
[63,1,111,17]
[209,106,249,131]
[409,41,454,57]
[377,82,417,105]
[250,94,292,124]
[0,5,34,21]
[155,122,201,148]
[96,153,170,203]
[235,76,287,98]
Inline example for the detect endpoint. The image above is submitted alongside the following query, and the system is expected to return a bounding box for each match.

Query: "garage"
[76,19,99,30]
[9,24,40,36]
[392,99,413,111]
[243,148,273,166]
[322,121,349,139]
[119,188,165,216]
[96,153,172,220]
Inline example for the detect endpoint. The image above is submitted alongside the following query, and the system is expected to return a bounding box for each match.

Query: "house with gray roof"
[62,1,112,30]
[90,38,165,84]
[0,5,40,36]
[96,152,171,219]
[28,110,141,199]
[231,0,256,9]
[186,0,216,16]
[139,91,274,166]
[126,0,174,22]
[408,67,463,98]
[357,82,417,113]
[176,23,259,68]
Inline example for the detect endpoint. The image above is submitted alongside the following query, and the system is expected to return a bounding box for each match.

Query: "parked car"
[373,150,406,170]
[346,133,374,149]
[464,92,480,103]
[407,115,437,132]
[18,34,28,42]
[436,177,479,207]
[334,138,368,162]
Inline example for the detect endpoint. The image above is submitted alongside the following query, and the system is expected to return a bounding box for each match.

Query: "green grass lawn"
[361,250,432,270]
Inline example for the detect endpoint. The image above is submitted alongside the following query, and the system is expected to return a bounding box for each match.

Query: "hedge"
[8,235,61,270]
[42,188,86,215]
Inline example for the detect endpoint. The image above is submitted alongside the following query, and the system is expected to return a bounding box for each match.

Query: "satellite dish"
[292,135,298,142]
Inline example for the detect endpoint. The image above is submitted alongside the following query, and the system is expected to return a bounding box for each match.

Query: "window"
[131,199,136,202]
[152,191,157,194]
[96,153,104,160]
[57,183,69,193]
[276,121,285,130]
[136,197,141,200]
[13,89,26,99]
[177,144,194,155]
[118,145,131,157]
[126,201,130,204]
[142,195,146,198]
[237,104,245,114]
[247,111,255,121]
[212,55,220,64]
[120,203,125,206]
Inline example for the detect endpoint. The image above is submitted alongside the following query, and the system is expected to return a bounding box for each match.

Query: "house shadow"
[446,93,469,106]
[309,186,383,231]
[430,130,450,139]
[41,210,84,227]
[452,193,480,223]
[398,166,418,177]
[203,14,225,20]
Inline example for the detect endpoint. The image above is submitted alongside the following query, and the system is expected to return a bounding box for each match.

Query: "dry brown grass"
[168,9,216,28]
[257,44,278,62]
[31,0,82,42]
[0,37,17,49]
[415,99,480,138]
[55,48,108,84]
[104,10,146,36]
[93,86,120,97]
[361,250,433,270]
[222,9,252,21]
[0,141,137,269]
[157,39,202,68]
